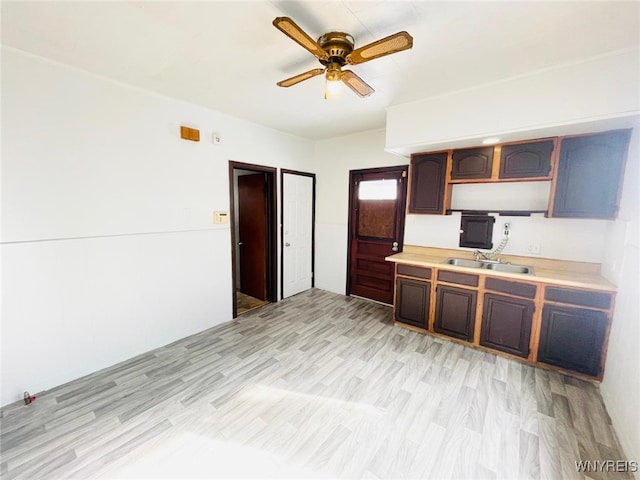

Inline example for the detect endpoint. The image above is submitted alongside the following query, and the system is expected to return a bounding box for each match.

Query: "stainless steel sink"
[444,258,485,268]
[443,258,534,275]
[484,263,534,274]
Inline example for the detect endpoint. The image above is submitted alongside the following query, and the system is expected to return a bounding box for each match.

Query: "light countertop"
[386,246,616,292]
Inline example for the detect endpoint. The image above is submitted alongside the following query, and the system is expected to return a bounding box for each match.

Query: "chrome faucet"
[473,250,488,261]
[474,250,501,263]
[473,222,510,263]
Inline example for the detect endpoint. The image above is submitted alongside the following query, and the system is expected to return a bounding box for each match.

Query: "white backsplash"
[451,181,552,211]
[404,212,611,263]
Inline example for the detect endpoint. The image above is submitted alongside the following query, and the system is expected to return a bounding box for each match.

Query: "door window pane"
[359,179,397,200]
[358,200,396,238]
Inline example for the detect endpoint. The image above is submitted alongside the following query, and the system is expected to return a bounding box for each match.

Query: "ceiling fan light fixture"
[324,62,343,99]
[324,77,342,99]
[273,16,413,98]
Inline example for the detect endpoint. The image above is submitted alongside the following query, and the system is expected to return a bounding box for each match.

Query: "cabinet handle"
[392,241,399,252]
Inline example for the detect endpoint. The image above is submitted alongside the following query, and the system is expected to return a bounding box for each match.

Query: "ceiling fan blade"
[341,70,374,97]
[277,68,325,88]
[273,17,329,61]
[346,31,413,65]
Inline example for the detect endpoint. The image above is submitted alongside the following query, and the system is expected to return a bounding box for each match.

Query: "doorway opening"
[229,161,277,317]
[347,165,408,305]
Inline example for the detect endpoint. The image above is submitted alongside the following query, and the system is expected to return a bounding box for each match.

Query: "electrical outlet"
[527,243,542,255]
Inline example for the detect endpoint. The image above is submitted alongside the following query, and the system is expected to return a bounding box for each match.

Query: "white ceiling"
[2,1,639,140]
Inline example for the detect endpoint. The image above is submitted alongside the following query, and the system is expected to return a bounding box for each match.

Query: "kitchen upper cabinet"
[408,152,448,214]
[434,285,477,341]
[537,304,608,377]
[451,147,494,180]
[480,293,534,358]
[550,129,631,219]
[394,277,430,329]
[499,140,554,179]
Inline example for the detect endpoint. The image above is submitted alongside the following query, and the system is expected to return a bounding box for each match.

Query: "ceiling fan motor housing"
[318,32,354,66]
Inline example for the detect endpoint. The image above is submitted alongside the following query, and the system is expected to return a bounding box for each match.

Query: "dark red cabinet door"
[499,140,554,179]
[552,130,630,219]
[408,153,447,214]
[481,293,534,358]
[451,146,494,180]
[395,277,430,329]
[434,285,477,341]
[538,304,607,376]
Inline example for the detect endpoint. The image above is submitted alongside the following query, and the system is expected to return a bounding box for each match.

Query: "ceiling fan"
[272,17,413,99]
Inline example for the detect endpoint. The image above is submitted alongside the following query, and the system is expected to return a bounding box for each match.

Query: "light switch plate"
[213,211,228,224]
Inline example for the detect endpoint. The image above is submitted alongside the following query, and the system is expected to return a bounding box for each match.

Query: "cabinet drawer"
[485,277,537,299]
[437,270,479,287]
[544,286,612,310]
[397,264,432,280]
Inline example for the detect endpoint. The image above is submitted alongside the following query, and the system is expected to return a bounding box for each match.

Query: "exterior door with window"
[347,167,408,304]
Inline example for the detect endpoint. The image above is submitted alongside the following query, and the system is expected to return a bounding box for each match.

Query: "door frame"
[229,161,278,318]
[346,165,408,298]
[280,169,316,299]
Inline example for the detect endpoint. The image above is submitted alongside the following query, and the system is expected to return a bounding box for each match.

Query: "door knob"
[392,241,399,252]
[285,242,291,247]
[237,242,243,246]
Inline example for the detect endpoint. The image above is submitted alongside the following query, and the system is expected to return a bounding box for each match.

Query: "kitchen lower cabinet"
[434,285,477,341]
[480,293,534,358]
[537,304,608,376]
[395,277,430,329]
[391,259,614,380]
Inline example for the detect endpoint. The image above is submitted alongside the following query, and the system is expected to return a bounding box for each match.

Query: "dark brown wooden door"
[238,174,267,300]
[538,304,607,376]
[408,153,447,214]
[551,129,630,219]
[480,293,534,358]
[434,285,477,341]
[348,167,408,304]
[451,146,494,180]
[395,277,430,328]
[499,140,554,179]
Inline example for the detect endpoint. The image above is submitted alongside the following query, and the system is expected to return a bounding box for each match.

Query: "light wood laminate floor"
[0,289,632,479]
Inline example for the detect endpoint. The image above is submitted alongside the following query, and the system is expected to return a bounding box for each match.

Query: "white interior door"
[283,172,314,298]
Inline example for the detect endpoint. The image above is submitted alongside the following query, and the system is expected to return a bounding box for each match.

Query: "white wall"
[0,47,314,406]
[386,48,640,155]
[313,129,406,295]
[600,123,640,463]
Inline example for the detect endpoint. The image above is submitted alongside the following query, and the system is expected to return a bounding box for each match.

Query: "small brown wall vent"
[180,126,200,142]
